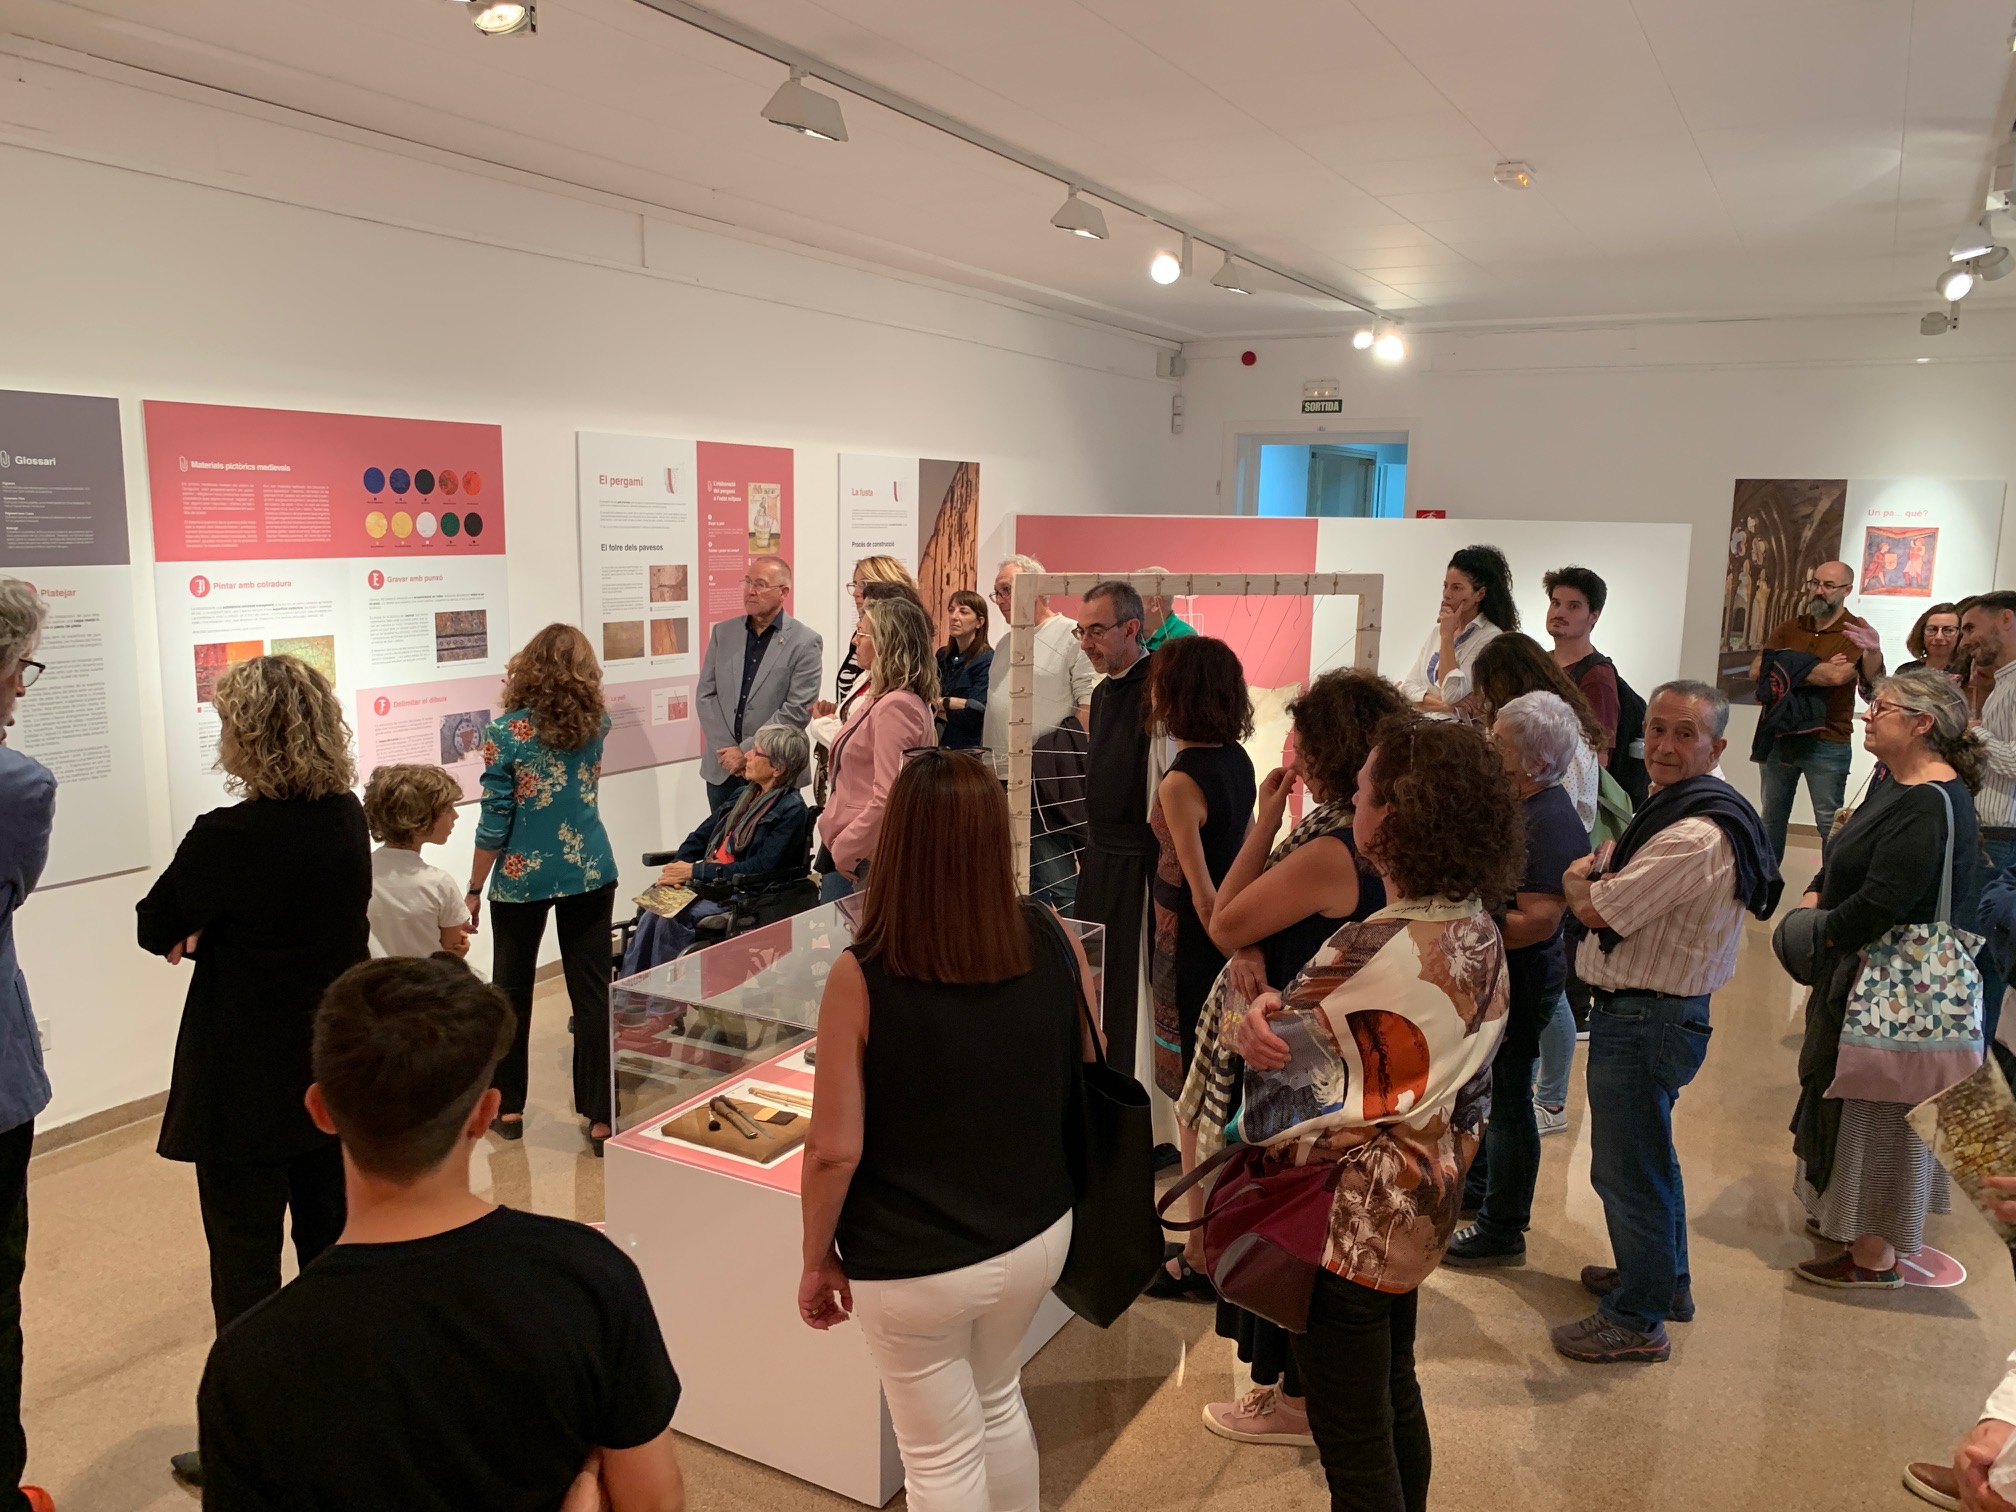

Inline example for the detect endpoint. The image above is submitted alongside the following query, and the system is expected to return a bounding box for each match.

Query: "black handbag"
[1035,905,1164,1327]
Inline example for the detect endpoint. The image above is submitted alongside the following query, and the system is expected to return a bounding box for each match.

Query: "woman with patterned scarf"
[1167,670,1406,1450]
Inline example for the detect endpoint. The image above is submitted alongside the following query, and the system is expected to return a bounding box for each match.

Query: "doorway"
[1238,431,1409,517]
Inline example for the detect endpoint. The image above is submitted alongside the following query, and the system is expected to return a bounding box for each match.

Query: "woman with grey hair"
[1791,668,1983,1289]
[0,578,55,1512]
[1446,691,1597,1267]
[624,722,813,967]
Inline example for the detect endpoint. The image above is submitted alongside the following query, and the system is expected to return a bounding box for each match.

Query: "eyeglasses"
[1863,700,1921,721]
[1804,577,1853,591]
[1073,622,1116,640]
[742,577,784,591]
[16,660,43,690]
[990,585,1014,602]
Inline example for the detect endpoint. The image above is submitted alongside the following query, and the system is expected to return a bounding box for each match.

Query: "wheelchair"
[612,803,822,975]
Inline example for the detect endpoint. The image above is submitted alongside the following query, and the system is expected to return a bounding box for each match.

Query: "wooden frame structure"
[1003,570,1386,888]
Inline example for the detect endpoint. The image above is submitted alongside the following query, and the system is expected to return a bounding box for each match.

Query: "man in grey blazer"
[695,554,823,811]
[0,578,54,1511]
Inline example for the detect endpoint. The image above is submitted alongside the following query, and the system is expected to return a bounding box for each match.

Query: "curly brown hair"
[1289,669,1407,803]
[500,624,605,752]
[1359,713,1524,904]
[1146,635,1253,744]
[1470,633,1607,753]
[213,655,356,801]
[362,763,464,846]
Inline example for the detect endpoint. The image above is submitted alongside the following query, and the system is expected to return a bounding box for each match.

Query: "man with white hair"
[0,578,55,1512]
[1135,566,1195,653]
[695,553,822,813]
[981,556,1096,909]
[1445,692,1593,1271]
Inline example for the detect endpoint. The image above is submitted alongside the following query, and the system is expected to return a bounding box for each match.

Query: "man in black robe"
[1073,580,1154,1072]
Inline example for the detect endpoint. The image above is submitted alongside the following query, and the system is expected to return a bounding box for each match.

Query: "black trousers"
[1290,1271,1429,1512]
[0,1119,31,1511]
[490,883,617,1125]
[193,1143,346,1334]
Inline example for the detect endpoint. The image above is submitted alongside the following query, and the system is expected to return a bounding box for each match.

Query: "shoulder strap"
[1030,900,1099,1064]
[1934,781,1957,926]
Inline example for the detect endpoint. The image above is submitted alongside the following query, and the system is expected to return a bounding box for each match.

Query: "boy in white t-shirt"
[362,764,473,961]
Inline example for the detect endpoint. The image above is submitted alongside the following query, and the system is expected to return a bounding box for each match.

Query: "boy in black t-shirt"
[197,955,685,1512]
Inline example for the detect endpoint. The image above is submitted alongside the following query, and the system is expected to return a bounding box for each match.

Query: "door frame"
[1226,418,1416,516]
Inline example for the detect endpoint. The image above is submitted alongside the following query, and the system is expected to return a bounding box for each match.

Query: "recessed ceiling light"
[1493,161,1535,189]
[1210,254,1254,294]
[470,0,533,34]
[1050,188,1108,239]
[761,68,849,141]
[1373,331,1406,362]
[1937,266,1976,301]
[1951,221,1996,261]
[1352,328,1374,350]
[1149,252,1181,284]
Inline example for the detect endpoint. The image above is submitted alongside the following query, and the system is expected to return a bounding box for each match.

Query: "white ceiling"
[3,0,2013,340]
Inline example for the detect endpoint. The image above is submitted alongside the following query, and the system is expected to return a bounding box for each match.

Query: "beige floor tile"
[22,853,2015,1509]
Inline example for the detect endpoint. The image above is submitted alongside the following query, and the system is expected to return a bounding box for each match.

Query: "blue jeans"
[706,777,748,813]
[1586,990,1712,1333]
[818,867,858,903]
[1981,838,2016,1050]
[1534,990,1576,1109]
[1758,734,1852,864]
[1030,825,1079,912]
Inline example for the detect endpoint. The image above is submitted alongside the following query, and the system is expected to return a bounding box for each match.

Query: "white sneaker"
[1534,1103,1568,1136]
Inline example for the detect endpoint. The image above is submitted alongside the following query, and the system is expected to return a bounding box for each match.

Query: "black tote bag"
[1037,906,1164,1327]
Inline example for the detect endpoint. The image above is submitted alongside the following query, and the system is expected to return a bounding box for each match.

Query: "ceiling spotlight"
[470,0,533,33]
[1211,254,1254,294]
[1352,328,1375,350]
[1951,221,1996,261]
[761,67,849,141]
[1372,330,1406,363]
[1149,252,1181,284]
[1936,266,1976,302]
[1493,161,1535,189]
[1922,310,1955,336]
[1050,188,1108,239]
[1979,245,2015,281]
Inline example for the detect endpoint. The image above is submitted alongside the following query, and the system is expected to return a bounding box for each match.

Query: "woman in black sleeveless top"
[1177,669,1408,1447]
[798,749,1098,1512]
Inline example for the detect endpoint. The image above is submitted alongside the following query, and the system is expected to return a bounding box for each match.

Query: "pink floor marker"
[1897,1247,1967,1287]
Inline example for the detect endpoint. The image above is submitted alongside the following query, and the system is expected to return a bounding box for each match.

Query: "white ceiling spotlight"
[1351,328,1375,350]
[1149,252,1181,284]
[1936,265,1977,302]
[1372,326,1406,363]
[1979,245,2015,281]
[1211,253,1255,294]
[1951,221,1997,261]
[1050,187,1108,240]
[761,67,849,141]
[469,0,533,34]
[1493,161,1535,189]
[1921,310,1956,336]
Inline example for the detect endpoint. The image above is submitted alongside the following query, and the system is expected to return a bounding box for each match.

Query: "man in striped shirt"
[1551,681,1775,1367]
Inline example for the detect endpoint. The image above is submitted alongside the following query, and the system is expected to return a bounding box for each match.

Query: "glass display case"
[611,900,1105,1145]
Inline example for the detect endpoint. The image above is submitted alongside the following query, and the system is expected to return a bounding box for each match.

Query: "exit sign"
[1300,398,1343,414]
[1415,509,1446,519]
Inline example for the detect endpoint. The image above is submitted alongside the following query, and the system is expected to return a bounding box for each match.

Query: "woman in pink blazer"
[818,596,940,901]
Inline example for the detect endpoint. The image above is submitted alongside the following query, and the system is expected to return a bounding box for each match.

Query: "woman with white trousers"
[798,747,1097,1512]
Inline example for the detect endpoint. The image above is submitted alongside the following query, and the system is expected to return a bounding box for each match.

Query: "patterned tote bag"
[1826,782,1984,1103]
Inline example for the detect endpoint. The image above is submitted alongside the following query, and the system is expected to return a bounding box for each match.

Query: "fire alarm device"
[1241,351,1257,367]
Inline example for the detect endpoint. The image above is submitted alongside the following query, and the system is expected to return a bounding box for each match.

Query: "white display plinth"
[604,902,1099,1506]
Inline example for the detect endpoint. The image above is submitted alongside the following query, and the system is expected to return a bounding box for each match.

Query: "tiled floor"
[23,843,2016,1509]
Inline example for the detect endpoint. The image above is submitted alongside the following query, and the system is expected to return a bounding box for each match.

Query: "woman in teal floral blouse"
[469,623,620,1153]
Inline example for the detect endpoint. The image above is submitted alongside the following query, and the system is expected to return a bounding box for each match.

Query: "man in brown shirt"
[1749,560,1883,863]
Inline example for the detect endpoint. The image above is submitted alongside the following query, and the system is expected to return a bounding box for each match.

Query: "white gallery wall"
[0,56,1173,1130]
[1162,319,2016,818]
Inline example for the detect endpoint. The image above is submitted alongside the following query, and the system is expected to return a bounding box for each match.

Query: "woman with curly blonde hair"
[137,654,371,1484]
[468,624,619,1152]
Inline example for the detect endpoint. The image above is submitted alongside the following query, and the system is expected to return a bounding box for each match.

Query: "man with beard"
[1073,580,1155,1072]
[1748,560,1883,863]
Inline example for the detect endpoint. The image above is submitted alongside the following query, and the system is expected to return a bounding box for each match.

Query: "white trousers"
[852,1211,1073,1512]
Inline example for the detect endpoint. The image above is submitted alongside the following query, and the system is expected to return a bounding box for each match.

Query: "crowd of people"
[7,539,2016,1511]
